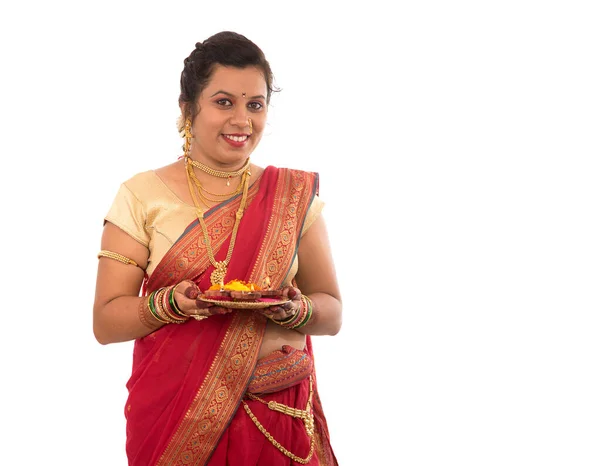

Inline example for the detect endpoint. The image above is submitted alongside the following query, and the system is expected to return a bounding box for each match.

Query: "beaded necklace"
[189,157,251,186]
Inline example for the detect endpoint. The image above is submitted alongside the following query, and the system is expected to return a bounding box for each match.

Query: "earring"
[184,118,192,158]
[248,118,253,135]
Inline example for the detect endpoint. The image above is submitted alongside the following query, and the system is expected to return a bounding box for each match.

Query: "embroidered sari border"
[249,169,318,289]
[281,171,319,282]
[157,312,265,465]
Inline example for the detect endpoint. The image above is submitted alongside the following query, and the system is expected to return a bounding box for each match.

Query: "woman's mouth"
[222,134,249,147]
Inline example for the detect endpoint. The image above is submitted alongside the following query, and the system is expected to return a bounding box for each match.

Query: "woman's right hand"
[173,280,232,319]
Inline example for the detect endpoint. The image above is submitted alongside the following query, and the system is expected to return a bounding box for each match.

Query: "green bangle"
[148,290,168,324]
[168,286,188,319]
[292,295,313,329]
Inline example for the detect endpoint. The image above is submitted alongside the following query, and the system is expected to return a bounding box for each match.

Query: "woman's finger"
[209,306,232,315]
[184,286,200,299]
[281,286,299,300]
[173,280,201,299]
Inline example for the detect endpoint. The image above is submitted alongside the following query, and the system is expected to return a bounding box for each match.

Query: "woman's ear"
[177,103,189,136]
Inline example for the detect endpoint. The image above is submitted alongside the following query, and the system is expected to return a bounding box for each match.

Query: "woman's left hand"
[259,286,302,322]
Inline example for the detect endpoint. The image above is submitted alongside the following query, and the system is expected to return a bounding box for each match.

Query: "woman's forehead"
[204,65,267,96]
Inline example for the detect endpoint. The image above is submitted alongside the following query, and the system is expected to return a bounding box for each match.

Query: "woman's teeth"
[224,135,248,142]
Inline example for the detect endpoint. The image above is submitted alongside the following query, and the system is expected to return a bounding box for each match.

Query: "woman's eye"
[248,102,263,111]
[216,99,232,107]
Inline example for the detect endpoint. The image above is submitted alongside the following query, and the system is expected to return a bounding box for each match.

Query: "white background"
[1,1,599,465]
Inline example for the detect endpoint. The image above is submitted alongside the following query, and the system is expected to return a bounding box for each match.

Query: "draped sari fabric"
[124,167,337,466]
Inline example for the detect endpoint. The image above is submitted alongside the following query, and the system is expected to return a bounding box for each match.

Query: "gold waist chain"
[242,376,315,464]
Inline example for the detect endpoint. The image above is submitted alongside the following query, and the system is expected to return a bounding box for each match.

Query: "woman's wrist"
[272,294,314,330]
[141,284,191,327]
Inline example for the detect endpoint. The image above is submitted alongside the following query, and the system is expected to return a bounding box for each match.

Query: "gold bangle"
[98,250,140,268]
[138,298,161,330]
[154,288,180,324]
[147,291,170,324]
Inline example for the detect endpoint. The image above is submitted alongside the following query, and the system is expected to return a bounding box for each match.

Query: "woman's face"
[189,65,268,167]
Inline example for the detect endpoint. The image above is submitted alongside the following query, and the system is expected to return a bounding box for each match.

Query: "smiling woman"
[93,31,342,466]
[184,65,267,166]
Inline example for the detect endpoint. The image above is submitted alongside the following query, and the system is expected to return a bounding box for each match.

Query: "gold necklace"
[185,156,251,286]
[190,157,251,186]
[187,166,243,208]
[200,181,243,197]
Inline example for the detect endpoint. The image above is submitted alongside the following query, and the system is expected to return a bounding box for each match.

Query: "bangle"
[275,295,312,330]
[160,286,187,323]
[168,285,189,319]
[138,298,161,329]
[293,295,313,329]
[156,288,183,324]
[147,291,169,324]
[274,307,300,326]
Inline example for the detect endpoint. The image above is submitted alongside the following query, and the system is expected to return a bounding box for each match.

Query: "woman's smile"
[222,133,250,147]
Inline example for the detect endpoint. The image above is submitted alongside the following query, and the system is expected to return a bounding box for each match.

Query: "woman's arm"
[93,222,216,344]
[93,222,158,344]
[293,214,343,336]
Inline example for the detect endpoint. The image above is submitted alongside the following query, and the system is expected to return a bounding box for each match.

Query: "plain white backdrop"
[1,1,599,465]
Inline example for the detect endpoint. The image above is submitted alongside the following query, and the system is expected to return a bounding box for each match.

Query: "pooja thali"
[197,296,290,309]
[198,280,289,309]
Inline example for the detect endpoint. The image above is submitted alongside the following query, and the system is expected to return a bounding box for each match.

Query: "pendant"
[210,261,228,286]
[226,176,231,187]
[303,412,315,437]
[304,398,314,437]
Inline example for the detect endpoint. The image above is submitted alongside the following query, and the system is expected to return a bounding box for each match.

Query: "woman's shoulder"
[121,169,157,188]
[114,170,156,200]
[121,161,181,197]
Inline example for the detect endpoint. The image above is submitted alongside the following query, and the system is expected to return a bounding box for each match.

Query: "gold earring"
[184,118,192,157]
[248,118,253,135]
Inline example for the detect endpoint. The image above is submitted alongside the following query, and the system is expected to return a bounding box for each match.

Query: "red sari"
[124,167,337,465]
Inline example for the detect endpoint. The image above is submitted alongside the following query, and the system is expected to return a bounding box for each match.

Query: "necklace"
[189,157,251,186]
[185,156,251,286]
[187,166,244,209]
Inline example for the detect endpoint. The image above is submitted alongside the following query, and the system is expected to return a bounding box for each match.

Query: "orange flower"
[208,280,262,292]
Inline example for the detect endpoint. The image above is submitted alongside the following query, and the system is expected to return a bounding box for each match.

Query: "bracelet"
[283,304,307,329]
[97,250,142,269]
[274,295,314,330]
[274,307,299,326]
[294,295,313,329]
[168,285,189,319]
[138,297,162,329]
[155,288,185,324]
[144,285,192,326]
[147,291,169,324]
[160,286,188,323]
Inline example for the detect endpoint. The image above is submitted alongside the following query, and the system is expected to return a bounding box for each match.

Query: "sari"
[124,166,337,465]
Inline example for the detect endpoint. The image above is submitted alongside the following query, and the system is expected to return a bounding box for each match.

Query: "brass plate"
[198,296,290,309]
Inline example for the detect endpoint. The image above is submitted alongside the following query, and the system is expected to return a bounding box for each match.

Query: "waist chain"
[242,375,315,464]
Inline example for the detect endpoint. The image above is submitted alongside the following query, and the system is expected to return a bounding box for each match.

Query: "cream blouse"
[105,170,324,283]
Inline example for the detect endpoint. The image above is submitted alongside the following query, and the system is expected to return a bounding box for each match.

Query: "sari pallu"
[124,167,337,466]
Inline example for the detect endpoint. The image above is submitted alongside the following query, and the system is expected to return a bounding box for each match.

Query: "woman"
[93,31,342,465]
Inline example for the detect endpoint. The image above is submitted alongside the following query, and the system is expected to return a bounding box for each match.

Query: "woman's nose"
[229,105,249,129]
